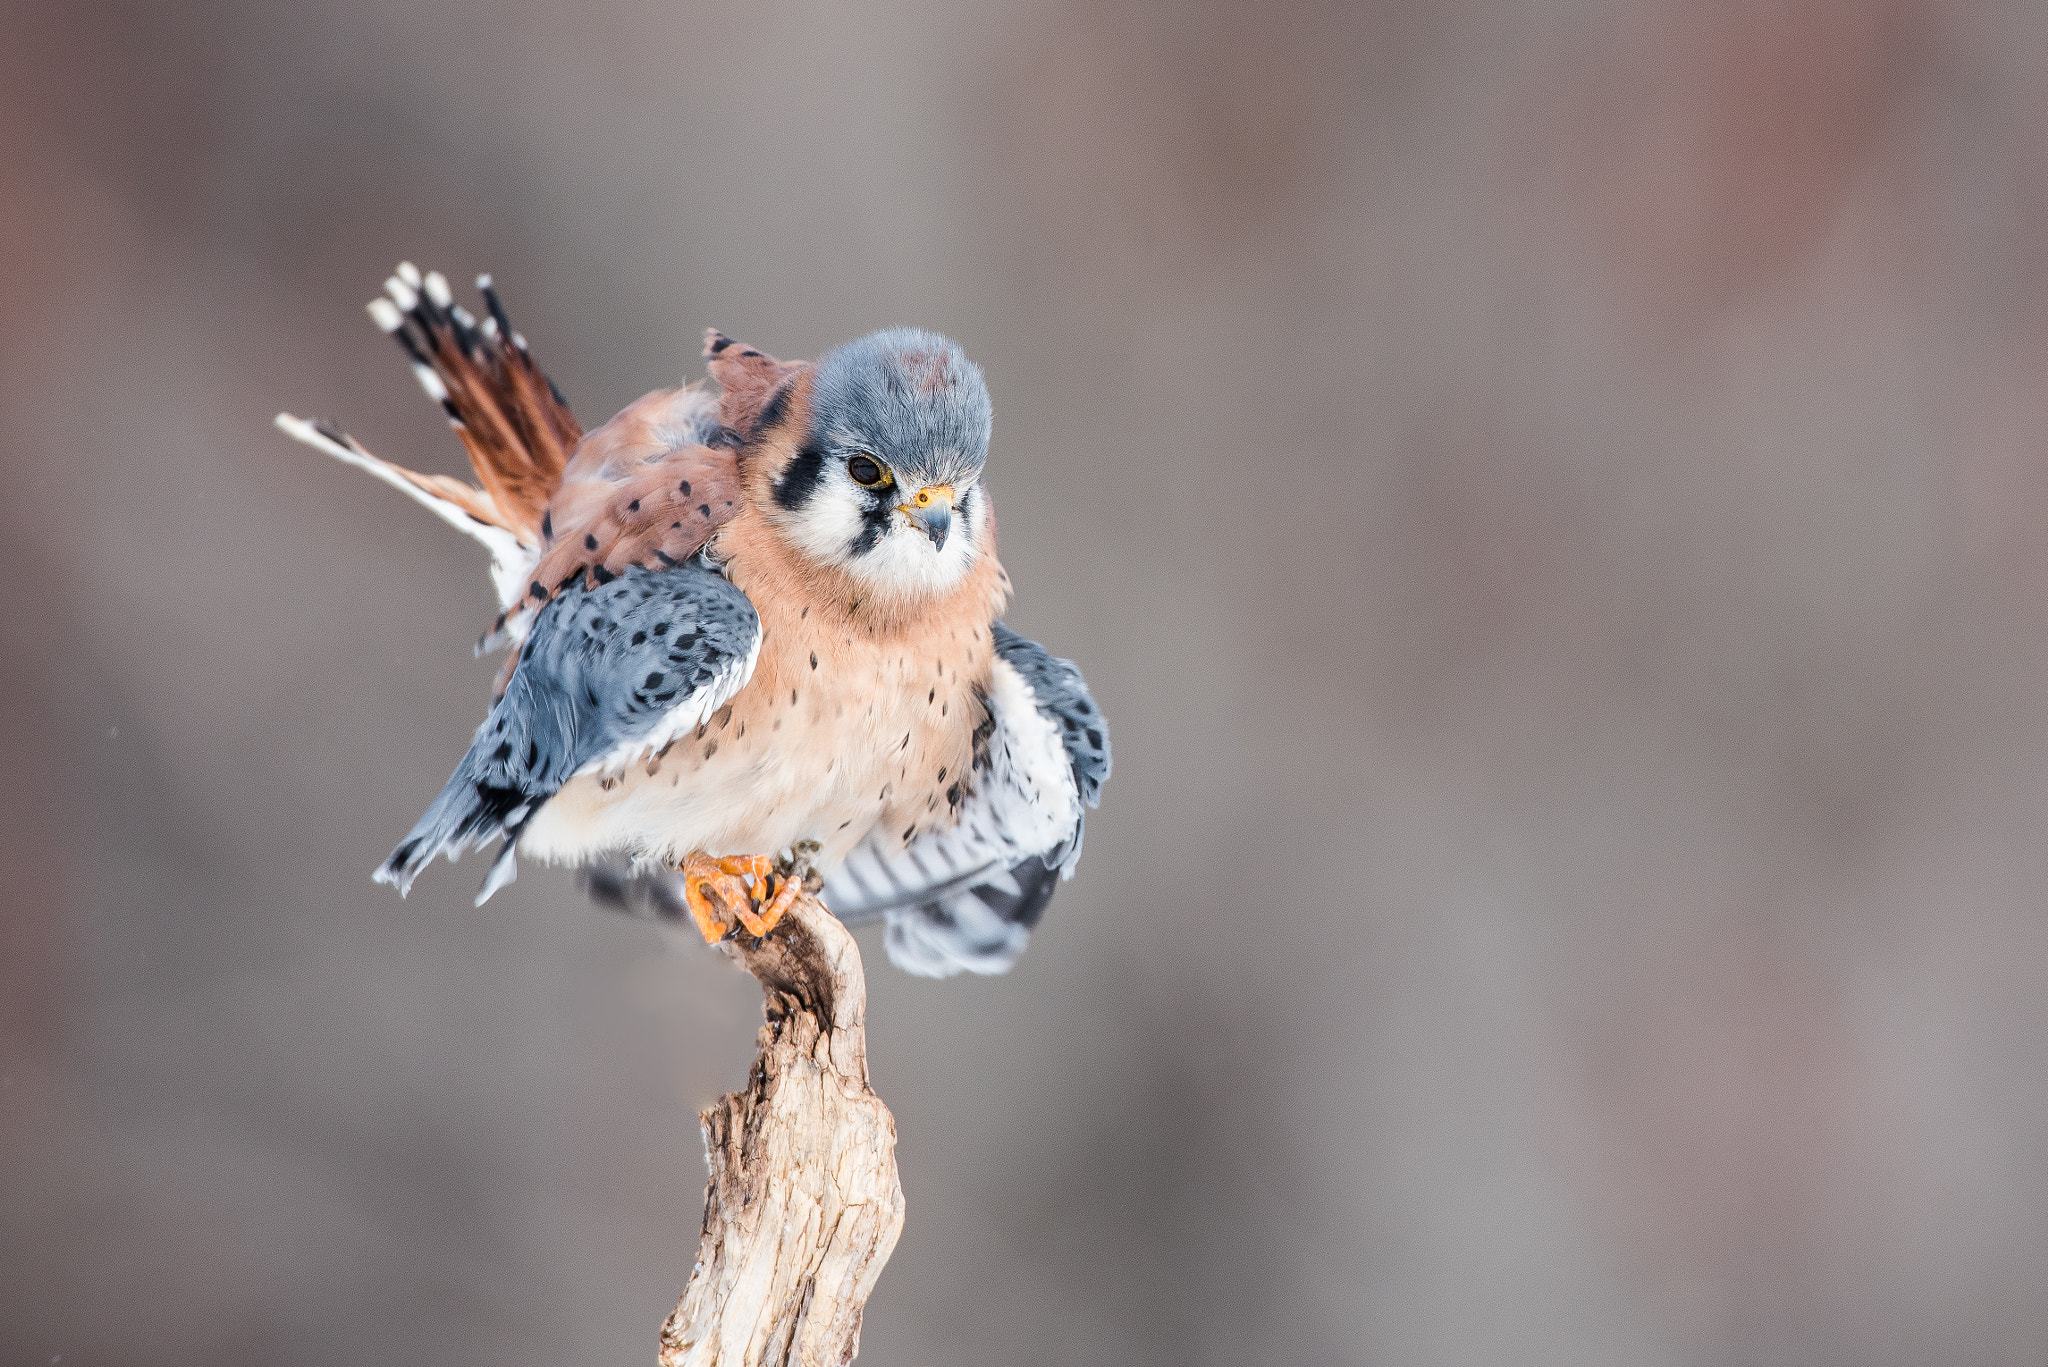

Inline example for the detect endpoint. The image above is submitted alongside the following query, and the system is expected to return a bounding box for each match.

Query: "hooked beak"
[900,484,954,550]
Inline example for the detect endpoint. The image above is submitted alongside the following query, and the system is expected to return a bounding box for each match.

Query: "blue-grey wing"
[376,558,760,900]
[821,621,1111,977]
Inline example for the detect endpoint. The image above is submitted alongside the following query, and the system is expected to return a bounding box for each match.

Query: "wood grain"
[659,892,905,1367]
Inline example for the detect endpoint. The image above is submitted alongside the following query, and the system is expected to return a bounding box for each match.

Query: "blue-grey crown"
[807,328,991,484]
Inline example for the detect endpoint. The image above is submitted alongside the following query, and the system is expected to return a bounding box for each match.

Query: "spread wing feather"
[823,623,1111,977]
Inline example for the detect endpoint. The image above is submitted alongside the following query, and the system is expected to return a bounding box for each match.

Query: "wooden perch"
[659,889,906,1367]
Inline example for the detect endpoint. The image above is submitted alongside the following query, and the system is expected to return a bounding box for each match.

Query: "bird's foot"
[680,852,766,942]
[680,851,811,944]
[732,841,826,941]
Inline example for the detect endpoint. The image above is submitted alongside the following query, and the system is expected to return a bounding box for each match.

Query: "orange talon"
[681,851,749,944]
[738,868,802,938]
[680,852,797,943]
[712,853,774,892]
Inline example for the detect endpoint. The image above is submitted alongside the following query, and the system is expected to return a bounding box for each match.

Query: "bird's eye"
[847,455,890,487]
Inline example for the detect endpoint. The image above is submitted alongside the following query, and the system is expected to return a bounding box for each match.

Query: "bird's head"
[746,328,992,599]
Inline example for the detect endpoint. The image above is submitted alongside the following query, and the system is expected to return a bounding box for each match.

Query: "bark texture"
[658,891,905,1367]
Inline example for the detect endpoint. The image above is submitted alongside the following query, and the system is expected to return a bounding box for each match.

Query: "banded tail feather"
[277,262,586,624]
[366,264,581,542]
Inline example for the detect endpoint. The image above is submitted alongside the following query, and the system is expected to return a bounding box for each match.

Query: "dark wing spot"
[679,480,691,496]
[698,504,711,517]
[810,652,818,670]
[584,533,599,550]
[704,740,719,759]
[529,581,546,600]
[628,498,640,511]
[632,631,647,645]
[645,672,664,689]
[937,767,947,782]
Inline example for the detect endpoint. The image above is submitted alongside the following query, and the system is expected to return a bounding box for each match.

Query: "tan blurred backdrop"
[6,1,2048,1363]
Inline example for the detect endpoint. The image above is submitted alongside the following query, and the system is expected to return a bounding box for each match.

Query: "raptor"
[277,264,1109,977]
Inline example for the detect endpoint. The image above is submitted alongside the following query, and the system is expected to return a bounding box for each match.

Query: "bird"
[276,263,1109,977]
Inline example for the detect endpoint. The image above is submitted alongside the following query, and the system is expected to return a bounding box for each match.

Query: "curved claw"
[681,852,795,943]
[740,870,803,938]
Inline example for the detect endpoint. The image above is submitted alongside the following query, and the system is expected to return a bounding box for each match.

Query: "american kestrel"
[277,264,1109,976]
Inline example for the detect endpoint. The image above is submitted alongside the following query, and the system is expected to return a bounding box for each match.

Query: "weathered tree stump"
[658,890,906,1367]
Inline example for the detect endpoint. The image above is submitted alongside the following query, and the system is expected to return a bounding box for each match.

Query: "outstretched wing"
[376,559,760,902]
[822,623,1111,977]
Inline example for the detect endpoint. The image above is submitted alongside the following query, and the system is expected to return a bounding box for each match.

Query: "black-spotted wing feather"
[376,559,759,901]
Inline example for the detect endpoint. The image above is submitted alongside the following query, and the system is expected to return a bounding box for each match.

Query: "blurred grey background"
[5,1,2048,1363]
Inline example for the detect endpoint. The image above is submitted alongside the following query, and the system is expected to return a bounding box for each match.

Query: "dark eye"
[847,454,888,487]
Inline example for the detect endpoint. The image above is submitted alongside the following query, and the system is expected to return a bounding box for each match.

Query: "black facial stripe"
[847,487,897,557]
[772,441,828,512]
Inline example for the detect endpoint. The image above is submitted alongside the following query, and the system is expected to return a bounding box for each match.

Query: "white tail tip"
[396,261,422,288]
[424,270,452,309]
[366,297,404,332]
[410,363,449,403]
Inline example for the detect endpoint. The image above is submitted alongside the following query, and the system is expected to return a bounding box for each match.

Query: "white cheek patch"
[775,473,982,596]
[775,475,873,567]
